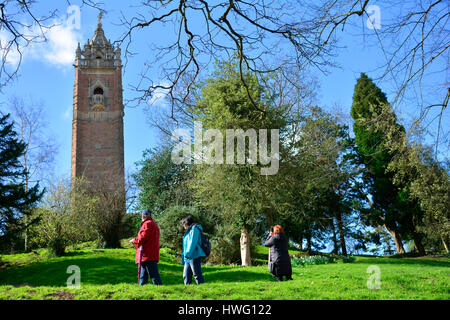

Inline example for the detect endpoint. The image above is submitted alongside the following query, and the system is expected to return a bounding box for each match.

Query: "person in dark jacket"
[129,209,162,285]
[181,216,206,285]
[264,225,293,282]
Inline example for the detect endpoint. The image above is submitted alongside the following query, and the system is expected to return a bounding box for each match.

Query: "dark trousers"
[183,257,204,285]
[271,262,293,282]
[139,261,162,285]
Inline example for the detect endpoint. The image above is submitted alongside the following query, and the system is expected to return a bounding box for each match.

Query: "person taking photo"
[265,225,293,282]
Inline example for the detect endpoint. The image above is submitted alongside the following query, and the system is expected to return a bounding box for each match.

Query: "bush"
[339,255,356,263]
[291,254,356,267]
[47,238,66,257]
[291,255,333,267]
[156,205,215,253]
[155,205,261,265]
[28,179,98,256]
[207,224,242,265]
[120,212,141,240]
[30,207,69,257]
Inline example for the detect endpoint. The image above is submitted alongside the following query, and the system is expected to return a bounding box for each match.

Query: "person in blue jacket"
[181,216,206,285]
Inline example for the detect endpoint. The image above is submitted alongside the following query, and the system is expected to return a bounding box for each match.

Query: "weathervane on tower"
[97,11,103,27]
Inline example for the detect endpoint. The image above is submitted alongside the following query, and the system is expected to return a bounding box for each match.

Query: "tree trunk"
[24,217,29,252]
[336,212,347,256]
[331,219,339,254]
[23,169,29,252]
[382,230,393,255]
[240,227,252,266]
[384,224,405,254]
[298,233,303,251]
[411,231,426,256]
[306,233,312,255]
[441,234,449,253]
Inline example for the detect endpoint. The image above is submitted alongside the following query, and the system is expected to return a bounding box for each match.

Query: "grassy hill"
[0,242,448,300]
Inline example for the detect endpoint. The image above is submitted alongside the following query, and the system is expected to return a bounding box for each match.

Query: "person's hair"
[142,209,152,218]
[273,225,284,234]
[181,215,194,227]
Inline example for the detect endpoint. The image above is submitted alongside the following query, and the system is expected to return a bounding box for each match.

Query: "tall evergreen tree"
[350,73,407,254]
[189,58,286,266]
[0,113,42,251]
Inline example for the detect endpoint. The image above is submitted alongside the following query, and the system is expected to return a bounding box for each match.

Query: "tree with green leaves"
[350,73,427,255]
[188,59,286,266]
[275,105,358,255]
[379,119,449,253]
[409,156,449,253]
[29,178,98,256]
[6,95,58,252]
[0,113,43,252]
[134,146,193,216]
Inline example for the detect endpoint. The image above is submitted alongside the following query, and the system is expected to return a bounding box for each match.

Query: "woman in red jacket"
[129,210,162,285]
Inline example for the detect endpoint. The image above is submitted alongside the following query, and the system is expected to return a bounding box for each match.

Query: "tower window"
[94,87,104,95]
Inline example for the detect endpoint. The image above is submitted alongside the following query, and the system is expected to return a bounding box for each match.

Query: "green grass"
[0,243,449,300]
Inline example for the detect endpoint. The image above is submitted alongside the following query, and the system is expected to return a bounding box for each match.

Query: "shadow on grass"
[4,248,445,288]
[0,253,271,287]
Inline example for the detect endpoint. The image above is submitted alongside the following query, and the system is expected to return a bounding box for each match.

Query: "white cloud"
[41,24,81,67]
[0,21,82,69]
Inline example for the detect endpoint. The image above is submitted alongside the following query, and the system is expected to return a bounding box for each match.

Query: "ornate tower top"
[75,13,121,68]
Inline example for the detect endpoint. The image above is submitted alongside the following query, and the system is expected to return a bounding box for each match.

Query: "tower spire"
[97,11,103,28]
[90,11,109,48]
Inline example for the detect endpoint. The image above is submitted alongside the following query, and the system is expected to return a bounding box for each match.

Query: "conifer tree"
[350,73,407,254]
[0,113,42,250]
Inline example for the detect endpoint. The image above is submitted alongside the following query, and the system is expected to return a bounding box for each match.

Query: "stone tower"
[71,13,125,196]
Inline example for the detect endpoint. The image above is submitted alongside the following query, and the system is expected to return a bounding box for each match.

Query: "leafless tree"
[1,1,447,152]
[0,0,106,89]
[125,166,138,212]
[6,95,59,251]
[79,171,126,248]
[0,0,450,141]
[111,0,448,155]
[115,1,339,115]
[0,0,58,88]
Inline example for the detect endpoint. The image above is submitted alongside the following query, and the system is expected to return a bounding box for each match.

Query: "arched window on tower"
[94,87,104,95]
[92,87,105,111]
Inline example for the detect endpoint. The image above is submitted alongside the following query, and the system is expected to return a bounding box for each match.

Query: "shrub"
[29,179,98,256]
[291,255,333,267]
[340,255,356,263]
[207,224,242,265]
[47,238,66,257]
[291,254,356,266]
[156,205,215,253]
[121,212,141,239]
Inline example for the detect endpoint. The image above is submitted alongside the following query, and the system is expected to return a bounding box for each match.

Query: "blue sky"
[0,0,448,183]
